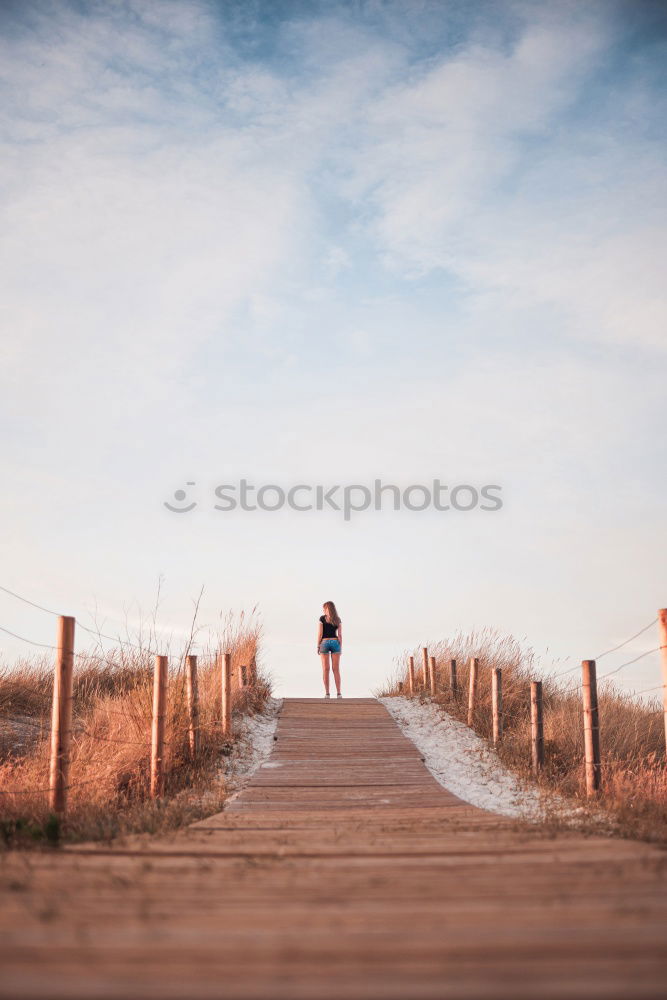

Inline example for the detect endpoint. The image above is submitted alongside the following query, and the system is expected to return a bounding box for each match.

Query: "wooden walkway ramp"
[1,697,666,999]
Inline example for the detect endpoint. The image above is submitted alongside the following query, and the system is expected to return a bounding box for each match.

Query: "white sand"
[221,697,283,800]
[380,695,567,820]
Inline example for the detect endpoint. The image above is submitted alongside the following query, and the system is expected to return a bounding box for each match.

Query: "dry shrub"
[378,627,666,843]
[0,609,269,846]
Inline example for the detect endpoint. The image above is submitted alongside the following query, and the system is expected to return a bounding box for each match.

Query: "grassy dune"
[378,628,666,843]
[0,611,269,846]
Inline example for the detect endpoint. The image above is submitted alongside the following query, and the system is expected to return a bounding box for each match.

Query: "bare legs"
[320,652,342,696]
[320,652,331,695]
[331,652,342,696]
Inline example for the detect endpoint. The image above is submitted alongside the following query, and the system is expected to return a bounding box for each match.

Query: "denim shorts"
[319,639,341,654]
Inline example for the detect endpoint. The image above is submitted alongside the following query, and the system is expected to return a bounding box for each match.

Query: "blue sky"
[1,0,666,697]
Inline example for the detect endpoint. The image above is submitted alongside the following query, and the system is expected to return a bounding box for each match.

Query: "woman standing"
[317,600,342,699]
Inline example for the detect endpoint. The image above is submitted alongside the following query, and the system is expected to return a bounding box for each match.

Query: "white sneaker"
[324,693,331,699]
[337,693,342,698]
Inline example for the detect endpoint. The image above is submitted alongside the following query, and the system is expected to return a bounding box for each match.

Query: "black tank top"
[319,615,339,638]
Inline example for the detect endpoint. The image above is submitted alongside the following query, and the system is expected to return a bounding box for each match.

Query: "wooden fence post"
[186,654,199,760]
[422,647,429,690]
[221,652,232,738]
[249,658,257,685]
[492,668,503,747]
[408,656,416,696]
[581,660,601,794]
[429,656,437,697]
[467,657,479,726]
[658,610,667,749]
[238,664,248,688]
[398,681,403,693]
[449,659,458,697]
[150,655,168,798]
[530,680,544,773]
[48,615,75,815]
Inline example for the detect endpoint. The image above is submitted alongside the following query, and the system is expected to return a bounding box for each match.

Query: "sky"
[1,0,666,698]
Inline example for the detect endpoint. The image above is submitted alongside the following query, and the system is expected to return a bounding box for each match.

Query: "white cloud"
[324,246,352,279]
[322,6,667,348]
[0,7,318,430]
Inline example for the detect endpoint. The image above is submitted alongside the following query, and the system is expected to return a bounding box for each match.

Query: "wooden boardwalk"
[1,697,666,999]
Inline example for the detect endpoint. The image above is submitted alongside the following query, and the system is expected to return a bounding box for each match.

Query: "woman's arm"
[317,620,323,653]
[337,622,343,651]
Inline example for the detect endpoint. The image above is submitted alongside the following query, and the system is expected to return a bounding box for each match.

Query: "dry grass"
[0,609,269,847]
[377,628,666,843]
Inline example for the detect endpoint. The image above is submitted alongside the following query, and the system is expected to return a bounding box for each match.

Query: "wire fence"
[0,584,261,810]
[0,583,163,655]
[397,610,666,799]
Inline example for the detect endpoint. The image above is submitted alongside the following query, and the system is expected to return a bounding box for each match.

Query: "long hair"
[323,601,341,627]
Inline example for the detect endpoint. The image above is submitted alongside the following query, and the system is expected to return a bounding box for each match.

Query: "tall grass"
[0,609,269,846]
[378,628,666,843]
